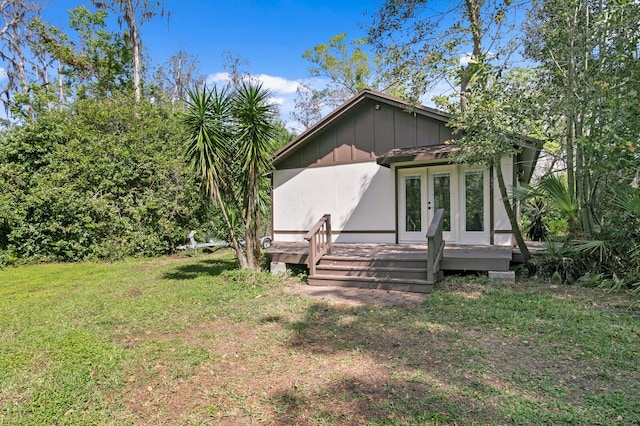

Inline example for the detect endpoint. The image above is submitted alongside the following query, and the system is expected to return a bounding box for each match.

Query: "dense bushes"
[0,95,211,264]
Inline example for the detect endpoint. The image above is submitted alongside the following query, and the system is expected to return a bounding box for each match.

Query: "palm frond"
[182,85,232,201]
[510,184,538,201]
[614,190,640,217]
[538,174,576,215]
[232,81,278,175]
[569,239,607,262]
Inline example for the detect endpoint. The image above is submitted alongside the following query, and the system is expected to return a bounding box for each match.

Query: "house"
[269,89,539,292]
[272,89,539,246]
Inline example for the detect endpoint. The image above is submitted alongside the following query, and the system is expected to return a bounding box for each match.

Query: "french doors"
[398,166,489,244]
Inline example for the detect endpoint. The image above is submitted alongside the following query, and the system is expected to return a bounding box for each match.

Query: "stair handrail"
[426,208,445,284]
[304,214,332,275]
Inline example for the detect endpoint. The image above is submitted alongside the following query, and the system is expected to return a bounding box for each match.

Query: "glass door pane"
[464,170,484,231]
[432,173,451,232]
[404,175,422,232]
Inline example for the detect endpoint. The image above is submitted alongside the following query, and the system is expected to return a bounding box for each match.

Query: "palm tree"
[182,81,277,270]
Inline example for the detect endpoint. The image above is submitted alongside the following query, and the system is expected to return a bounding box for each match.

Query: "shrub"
[0,95,211,262]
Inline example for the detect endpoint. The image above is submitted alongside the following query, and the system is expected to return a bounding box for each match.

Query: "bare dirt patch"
[285,283,430,307]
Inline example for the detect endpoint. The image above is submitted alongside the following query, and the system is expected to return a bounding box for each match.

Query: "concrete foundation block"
[270,261,287,276]
[488,270,515,284]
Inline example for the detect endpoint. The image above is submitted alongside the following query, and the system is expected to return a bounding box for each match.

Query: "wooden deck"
[268,242,517,271]
[268,242,541,293]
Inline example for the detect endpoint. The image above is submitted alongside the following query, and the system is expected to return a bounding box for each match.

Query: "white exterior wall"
[273,162,395,243]
[273,155,519,246]
[493,155,515,246]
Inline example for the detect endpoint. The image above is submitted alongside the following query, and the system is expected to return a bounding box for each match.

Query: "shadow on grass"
[267,286,640,425]
[163,258,238,281]
[270,302,482,424]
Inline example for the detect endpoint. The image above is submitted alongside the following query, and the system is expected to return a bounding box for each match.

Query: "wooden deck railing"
[304,214,332,275]
[426,208,446,284]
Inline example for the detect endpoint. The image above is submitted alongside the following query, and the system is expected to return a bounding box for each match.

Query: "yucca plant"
[182,81,278,270]
[231,82,277,268]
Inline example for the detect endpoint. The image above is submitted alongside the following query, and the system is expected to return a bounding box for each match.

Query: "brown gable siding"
[373,104,395,154]
[354,106,374,159]
[275,93,453,170]
[394,108,418,148]
[335,118,354,162]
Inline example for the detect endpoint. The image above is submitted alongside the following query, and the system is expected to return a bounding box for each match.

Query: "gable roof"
[273,89,451,168]
[273,89,541,185]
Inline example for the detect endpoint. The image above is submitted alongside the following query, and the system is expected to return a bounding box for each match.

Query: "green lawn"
[1,252,639,425]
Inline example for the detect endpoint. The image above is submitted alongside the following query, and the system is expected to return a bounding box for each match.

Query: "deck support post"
[426,208,446,284]
[270,261,287,276]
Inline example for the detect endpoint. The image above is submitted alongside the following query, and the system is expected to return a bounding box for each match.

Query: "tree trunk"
[57,67,64,111]
[244,165,261,270]
[460,0,483,111]
[212,189,248,269]
[495,161,531,264]
[123,0,141,102]
[565,100,575,204]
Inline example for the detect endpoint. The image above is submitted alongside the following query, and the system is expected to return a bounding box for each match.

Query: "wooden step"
[308,274,434,294]
[320,255,427,269]
[315,264,428,281]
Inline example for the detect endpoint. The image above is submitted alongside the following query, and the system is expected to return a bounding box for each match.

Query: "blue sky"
[41,0,382,129]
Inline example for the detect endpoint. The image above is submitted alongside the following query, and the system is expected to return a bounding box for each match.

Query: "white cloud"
[203,71,332,132]
[460,53,473,66]
[460,51,496,66]
[204,72,301,95]
[205,72,231,85]
[253,74,300,94]
[0,68,7,80]
[269,96,285,105]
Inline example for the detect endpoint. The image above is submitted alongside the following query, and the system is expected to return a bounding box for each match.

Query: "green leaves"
[184,85,232,201]
[233,81,277,175]
[182,81,279,270]
[302,32,379,107]
[450,68,543,167]
[0,95,207,262]
[368,0,523,104]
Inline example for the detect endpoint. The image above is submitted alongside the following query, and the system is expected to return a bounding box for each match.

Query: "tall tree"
[449,67,546,263]
[0,0,42,113]
[368,0,522,106]
[296,32,401,128]
[32,7,133,103]
[221,50,250,90]
[154,50,203,106]
[183,81,278,270]
[369,0,532,262]
[91,0,167,102]
[290,82,322,130]
[232,82,278,267]
[524,0,640,238]
[303,32,375,107]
